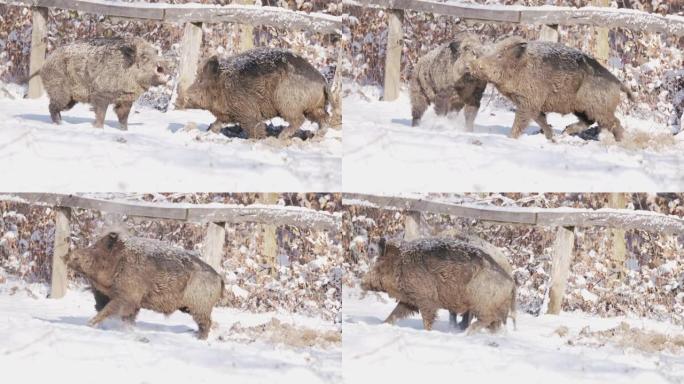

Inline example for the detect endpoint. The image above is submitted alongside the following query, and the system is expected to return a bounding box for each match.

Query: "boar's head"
[361,237,401,295]
[468,36,527,84]
[175,55,220,110]
[448,34,484,79]
[63,231,123,280]
[123,39,170,89]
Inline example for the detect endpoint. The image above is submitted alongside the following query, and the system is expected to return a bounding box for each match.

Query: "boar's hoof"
[208,120,224,134]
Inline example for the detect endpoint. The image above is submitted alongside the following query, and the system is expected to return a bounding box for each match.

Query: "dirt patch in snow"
[220,318,341,349]
[562,322,684,354]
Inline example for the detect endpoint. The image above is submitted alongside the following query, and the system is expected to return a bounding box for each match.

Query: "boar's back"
[222,48,324,84]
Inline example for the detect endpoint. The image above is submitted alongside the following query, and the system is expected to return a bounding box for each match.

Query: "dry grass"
[617,130,677,151]
[220,318,341,349]
[567,322,684,354]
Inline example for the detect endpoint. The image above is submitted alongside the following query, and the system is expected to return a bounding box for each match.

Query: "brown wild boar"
[64,231,224,339]
[410,33,487,131]
[40,37,169,130]
[175,47,331,140]
[361,237,516,334]
[467,36,633,141]
[445,234,515,330]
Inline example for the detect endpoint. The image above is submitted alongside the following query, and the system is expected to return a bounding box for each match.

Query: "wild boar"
[361,237,516,334]
[409,33,487,131]
[445,234,515,330]
[467,36,634,141]
[64,231,224,339]
[40,37,169,130]
[175,47,331,140]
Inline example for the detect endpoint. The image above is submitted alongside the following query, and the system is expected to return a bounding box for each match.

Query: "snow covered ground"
[343,287,684,384]
[343,86,684,192]
[0,95,341,191]
[0,279,341,384]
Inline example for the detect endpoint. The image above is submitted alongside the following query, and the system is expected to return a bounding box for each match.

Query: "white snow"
[0,96,341,191]
[0,280,341,384]
[343,86,684,192]
[343,287,684,384]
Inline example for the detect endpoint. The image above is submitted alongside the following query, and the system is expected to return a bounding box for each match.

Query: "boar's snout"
[152,61,170,86]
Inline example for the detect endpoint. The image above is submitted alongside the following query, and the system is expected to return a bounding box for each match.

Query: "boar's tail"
[509,285,517,331]
[620,83,635,101]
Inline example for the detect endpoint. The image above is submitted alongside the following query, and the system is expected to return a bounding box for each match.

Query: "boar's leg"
[459,311,472,330]
[122,308,140,324]
[410,80,429,127]
[91,98,109,129]
[563,112,594,136]
[418,306,438,331]
[92,288,110,312]
[384,301,418,324]
[48,98,75,124]
[190,309,212,340]
[433,94,453,116]
[595,114,625,142]
[465,319,488,336]
[87,298,137,327]
[208,119,224,134]
[113,101,132,131]
[533,113,554,140]
[463,105,479,133]
[278,114,306,140]
[241,119,268,140]
[510,110,534,139]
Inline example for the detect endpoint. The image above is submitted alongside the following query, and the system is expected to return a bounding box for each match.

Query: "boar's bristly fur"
[361,237,516,334]
[409,33,487,131]
[64,231,224,339]
[468,36,633,141]
[40,37,169,130]
[175,47,330,140]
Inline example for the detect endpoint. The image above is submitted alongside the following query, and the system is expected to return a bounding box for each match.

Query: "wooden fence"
[343,193,684,315]
[4,193,341,299]
[0,0,342,99]
[344,0,684,100]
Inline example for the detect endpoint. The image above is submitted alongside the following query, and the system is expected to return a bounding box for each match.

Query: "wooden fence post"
[28,7,48,99]
[403,211,421,241]
[259,193,278,277]
[204,221,226,271]
[176,22,203,101]
[539,24,560,42]
[237,0,255,51]
[592,0,610,63]
[608,193,626,281]
[547,226,575,314]
[383,9,403,102]
[50,207,70,299]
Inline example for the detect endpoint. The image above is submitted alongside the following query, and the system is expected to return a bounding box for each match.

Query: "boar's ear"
[204,56,220,75]
[105,232,119,250]
[120,45,137,68]
[448,41,461,56]
[378,237,387,258]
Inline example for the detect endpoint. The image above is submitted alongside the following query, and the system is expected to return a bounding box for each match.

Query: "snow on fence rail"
[0,0,342,99]
[2,193,341,299]
[343,193,684,315]
[344,0,684,100]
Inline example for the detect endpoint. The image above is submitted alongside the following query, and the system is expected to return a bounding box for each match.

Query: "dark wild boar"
[64,231,224,339]
[410,33,487,131]
[175,47,331,140]
[361,237,516,334]
[467,36,633,141]
[40,37,169,130]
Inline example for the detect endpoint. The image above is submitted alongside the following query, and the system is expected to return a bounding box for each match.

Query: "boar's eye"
[157,66,165,74]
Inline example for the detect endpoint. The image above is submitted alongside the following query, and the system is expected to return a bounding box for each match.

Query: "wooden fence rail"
[2,193,340,298]
[343,193,684,315]
[344,0,684,101]
[0,0,342,33]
